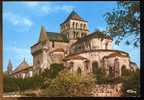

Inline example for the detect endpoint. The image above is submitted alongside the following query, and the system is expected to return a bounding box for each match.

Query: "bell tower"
[60,10,89,40]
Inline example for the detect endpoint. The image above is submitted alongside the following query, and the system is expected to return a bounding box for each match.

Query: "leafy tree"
[105,1,140,47]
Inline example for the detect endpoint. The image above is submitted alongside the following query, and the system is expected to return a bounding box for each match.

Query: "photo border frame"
[0,1,143,100]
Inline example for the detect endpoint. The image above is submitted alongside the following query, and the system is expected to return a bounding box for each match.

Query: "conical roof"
[39,25,48,42]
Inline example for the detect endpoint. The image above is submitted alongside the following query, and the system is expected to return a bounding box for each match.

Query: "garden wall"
[91,83,123,96]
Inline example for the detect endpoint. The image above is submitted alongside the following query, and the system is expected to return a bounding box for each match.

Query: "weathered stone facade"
[6,11,138,80]
[30,10,137,77]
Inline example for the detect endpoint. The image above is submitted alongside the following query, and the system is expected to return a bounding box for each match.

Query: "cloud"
[22,2,75,15]
[4,12,33,27]
[39,5,74,15]
[24,1,40,7]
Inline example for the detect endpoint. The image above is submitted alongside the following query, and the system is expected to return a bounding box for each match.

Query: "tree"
[105,1,140,47]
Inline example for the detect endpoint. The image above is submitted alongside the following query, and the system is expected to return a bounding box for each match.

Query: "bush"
[41,63,64,80]
[43,69,96,96]
[3,74,18,92]
[122,69,140,96]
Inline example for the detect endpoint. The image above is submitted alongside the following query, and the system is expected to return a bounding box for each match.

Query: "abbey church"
[7,11,138,78]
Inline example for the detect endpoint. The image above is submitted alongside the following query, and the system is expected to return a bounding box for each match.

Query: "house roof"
[12,58,32,74]
[61,10,87,25]
[71,31,112,47]
[104,52,128,58]
[64,55,88,61]
[46,32,69,42]
[50,48,65,53]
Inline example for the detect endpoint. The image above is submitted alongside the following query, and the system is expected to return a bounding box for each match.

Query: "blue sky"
[3,1,140,71]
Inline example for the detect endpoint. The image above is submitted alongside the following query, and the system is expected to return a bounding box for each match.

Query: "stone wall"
[91,83,123,97]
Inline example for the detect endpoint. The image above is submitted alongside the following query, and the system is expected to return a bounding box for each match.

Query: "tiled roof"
[64,55,88,61]
[50,48,65,53]
[61,10,87,25]
[46,32,69,42]
[104,52,128,58]
[67,49,129,58]
[71,31,112,47]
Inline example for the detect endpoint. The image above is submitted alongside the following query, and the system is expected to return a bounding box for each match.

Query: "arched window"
[80,23,82,29]
[76,23,78,29]
[92,61,99,74]
[84,60,89,71]
[84,24,86,29]
[121,65,127,76]
[114,58,120,78]
[52,41,55,48]
[73,22,75,28]
[76,32,79,38]
[77,67,81,76]
[105,42,108,49]
[109,66,113,77]
[73,31,76,38]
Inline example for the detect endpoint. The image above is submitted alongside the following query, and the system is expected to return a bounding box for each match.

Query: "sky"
[3,1,140,71]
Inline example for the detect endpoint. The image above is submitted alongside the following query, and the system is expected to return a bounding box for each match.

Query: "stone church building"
[7,11,137,78]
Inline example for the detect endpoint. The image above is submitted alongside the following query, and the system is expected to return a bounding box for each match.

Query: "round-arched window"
[121,65,127,76]
[92,61,99,74]
[77,67,81,75]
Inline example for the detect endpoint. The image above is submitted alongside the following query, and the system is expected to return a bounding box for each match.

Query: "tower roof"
[39,25,48,42]
[7,59,13,69]
[61,10,87,25]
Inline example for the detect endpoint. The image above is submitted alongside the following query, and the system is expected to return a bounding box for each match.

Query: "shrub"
[43,69,95,96]
[122,69,140,96]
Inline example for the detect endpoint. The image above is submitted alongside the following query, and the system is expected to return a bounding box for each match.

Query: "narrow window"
[73,22,75,28]
[52,41,55,48]
[76,23,78,29]
[105,42,108,49]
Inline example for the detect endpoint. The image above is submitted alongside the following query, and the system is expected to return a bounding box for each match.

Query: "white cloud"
[39,5,74,15]
[61,5,74,12]
[23,18,33,27]
[22,2,75,15]
[24,1,40,7]
[4,12,33,27]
